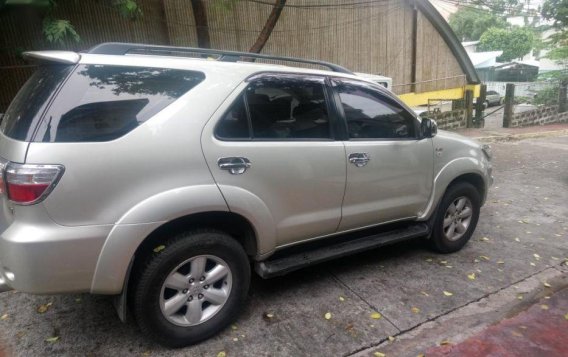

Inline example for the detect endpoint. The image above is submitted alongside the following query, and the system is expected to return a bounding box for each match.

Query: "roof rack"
[87,42,354,74]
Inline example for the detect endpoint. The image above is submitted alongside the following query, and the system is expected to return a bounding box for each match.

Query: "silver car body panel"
[339,138,434,231]
[0,132,28,163]
[0,51,493,295]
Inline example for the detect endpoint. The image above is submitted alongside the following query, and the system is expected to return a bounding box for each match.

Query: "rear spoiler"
[22,51,80,65]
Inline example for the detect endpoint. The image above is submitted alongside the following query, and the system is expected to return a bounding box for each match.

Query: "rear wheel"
[132,230,250,347]
[430,182,480,253]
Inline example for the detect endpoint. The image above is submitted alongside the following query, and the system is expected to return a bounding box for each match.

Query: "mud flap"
[113,257,134,323]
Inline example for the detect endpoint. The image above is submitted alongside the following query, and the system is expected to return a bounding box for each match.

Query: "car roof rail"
[87,42,354,75]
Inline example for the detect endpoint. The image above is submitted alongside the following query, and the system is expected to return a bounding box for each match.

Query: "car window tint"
[246,77,331,140]
[1,65,73,141]
[34,65,204,142]
[335,81,415,139]
[216,96,250,139]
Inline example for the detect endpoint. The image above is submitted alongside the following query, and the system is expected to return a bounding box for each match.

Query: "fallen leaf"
[514,237,521,242]
[467,273,476,280]
[45,336,59,343]
[339,296,345,302]
[37,302,52,314]
[564,313,568,320]
[497,261,505,265]
[374,352,386,357]
[0,314,8,320]
[324,312,332,320]
[544,282,551,288]
[388,336,395,342]
[425,258,433,262]
[533,254,541,259]
[443,291,453,297]
[540,304,549,310]
[511,331,523,337]
[552,257,559,260]
[345,323,354,331]
[517,294,523,300]
[75,298,81,303]
[153,245,166,253]
[142,352,151,357]
[439,260,448,264]
[217,352,227,357]
[480,237,490,241]
[262,312,274,321]
[231,324,238,330]
[411,307,420,314]
[479,255,490,261]
[233,337,238,342]
[530,262,536,267]
[440,339,452,345]
[418,354,425,357]
[420,291,429,297]
[370,312,382,319]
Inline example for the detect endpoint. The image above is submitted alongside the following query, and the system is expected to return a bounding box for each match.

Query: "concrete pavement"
[0,135,567,357]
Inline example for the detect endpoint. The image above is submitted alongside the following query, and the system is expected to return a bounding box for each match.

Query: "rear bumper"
[0,219,112,294]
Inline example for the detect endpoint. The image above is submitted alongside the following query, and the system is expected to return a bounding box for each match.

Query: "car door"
[202,73,346,247]
[331,78,434,231]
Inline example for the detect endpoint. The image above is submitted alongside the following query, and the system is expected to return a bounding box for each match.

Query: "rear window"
[1,65,73,141]
[2,65,204,142]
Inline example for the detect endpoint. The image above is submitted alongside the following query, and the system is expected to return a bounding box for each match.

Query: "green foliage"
[541,0,568,64]
[532,86,559,105]
[541,0,568,28]
[42,17,80,44]
[449,7,508,41]
[112,0,142,20]
[478,27,535,61]
[1,0,142,46]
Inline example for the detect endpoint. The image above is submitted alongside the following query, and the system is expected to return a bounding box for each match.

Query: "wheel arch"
[420,157,489,221]
[132,211,258,272]
[447,172,486,201]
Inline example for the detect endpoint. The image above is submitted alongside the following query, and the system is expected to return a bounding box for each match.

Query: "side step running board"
[255,223,429,279]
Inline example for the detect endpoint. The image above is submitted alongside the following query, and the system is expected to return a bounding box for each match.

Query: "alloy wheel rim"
[442,196,473,242]
[159,254,232,327]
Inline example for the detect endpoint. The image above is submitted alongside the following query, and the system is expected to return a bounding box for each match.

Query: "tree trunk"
[249,0,286,53]
[191,0,210,48]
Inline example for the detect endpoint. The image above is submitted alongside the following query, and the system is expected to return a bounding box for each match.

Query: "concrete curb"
[351,266,568,357]
[473,129,568,143]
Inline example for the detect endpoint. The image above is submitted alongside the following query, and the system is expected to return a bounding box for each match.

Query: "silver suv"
[0,43,493,347]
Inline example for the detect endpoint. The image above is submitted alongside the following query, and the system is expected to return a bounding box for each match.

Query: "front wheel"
[132,230,250,347]
[430,182,481,253]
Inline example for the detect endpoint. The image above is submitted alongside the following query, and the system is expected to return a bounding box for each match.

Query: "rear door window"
[216,75,332,140]
[7,65,204,143]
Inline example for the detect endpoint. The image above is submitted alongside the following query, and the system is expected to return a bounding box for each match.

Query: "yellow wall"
[398,85,481,107]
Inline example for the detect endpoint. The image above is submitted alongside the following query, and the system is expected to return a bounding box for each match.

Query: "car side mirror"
[420,117,437,138]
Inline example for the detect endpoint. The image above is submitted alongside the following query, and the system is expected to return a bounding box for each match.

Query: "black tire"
[132,230,250,348]
[430,182,481,253]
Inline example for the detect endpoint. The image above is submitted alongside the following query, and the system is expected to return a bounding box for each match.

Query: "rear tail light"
[3,163,64,205]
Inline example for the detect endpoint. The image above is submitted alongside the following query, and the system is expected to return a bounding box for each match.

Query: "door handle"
[348,153,370,167]
[218,157,251,175]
